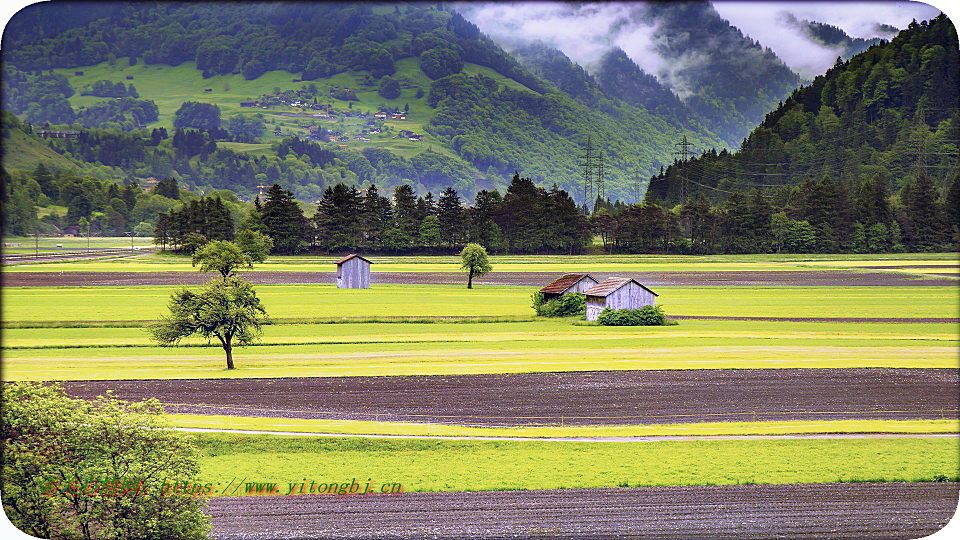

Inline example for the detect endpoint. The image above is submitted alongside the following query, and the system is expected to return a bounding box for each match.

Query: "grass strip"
[0,315,537,329]
[165,414,959,438]
[191,435,960,493]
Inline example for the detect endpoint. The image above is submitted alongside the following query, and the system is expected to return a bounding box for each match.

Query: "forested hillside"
[641,14,959,253]
[1,1,720,204]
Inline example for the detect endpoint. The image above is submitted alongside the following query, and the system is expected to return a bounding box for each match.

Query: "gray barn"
[583,277,658,321]
[336,254,372,289]
[538,273,599,301]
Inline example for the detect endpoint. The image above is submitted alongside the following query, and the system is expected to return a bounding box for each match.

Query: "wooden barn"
[539,273,599,301]
[336,254,372,289]
[583,277,658,321]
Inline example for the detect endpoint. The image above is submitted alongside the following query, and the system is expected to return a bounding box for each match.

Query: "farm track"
[3,269,957,287]
[61,368,959,425]
[204,482,960,539]
[1,248,154,265]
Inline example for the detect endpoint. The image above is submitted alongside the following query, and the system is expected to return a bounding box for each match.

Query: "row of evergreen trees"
[597,172,959,254]
[154,174,593,255]
[152,168,958,256]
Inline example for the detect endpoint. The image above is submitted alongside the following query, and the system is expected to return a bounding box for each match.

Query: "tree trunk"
[224,342,234,370]
[467,267,474,289]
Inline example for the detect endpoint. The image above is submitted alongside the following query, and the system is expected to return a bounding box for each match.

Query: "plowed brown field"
[204,482,960,539]
[61,368,958,425]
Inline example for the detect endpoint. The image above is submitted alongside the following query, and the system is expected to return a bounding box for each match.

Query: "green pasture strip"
[165,415,959,438]
[0,284,533,322]
[1,315,536,329]
[192,435,959,493]
[4,341,955,381]
[2,320,957,349]
[3,285,958,323]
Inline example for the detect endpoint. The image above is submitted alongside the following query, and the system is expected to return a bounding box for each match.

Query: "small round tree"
[460,243,491,289]
[192,240,253,279]
[235,229,273,262]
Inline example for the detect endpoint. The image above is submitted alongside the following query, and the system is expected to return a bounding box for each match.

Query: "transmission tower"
[673,135,694,201]
[595,150,605,206]
[579,136,595,212]
[634,165,642,204]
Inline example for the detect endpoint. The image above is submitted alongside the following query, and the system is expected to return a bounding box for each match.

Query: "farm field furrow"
[57,368,959,425]
[204,483,960,539]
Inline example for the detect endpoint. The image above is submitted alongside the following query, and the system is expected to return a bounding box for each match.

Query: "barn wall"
[337,258,371,289]
[585,297,605,321]
[585,282,655,321]
[564,277,599,295]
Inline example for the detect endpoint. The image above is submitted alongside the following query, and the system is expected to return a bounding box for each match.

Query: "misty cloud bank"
[455,1,941,88]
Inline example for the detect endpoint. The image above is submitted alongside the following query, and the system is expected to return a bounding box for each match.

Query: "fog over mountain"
[455,1,941,84]
[713,1,941,78]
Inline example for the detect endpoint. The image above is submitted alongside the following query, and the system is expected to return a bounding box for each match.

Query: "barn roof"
[539,273,595,294]
[583,277,658,298]
[336,254,373,265]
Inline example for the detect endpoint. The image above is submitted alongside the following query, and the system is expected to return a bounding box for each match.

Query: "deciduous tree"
[459,243,491,289]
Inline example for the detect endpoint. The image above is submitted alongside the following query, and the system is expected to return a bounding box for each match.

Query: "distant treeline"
[155,173,591,255]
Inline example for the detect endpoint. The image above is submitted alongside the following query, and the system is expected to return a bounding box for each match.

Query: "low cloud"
[456,1,942,88]
[713,1,942,78]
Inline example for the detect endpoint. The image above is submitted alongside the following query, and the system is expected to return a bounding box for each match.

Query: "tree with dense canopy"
[191,240,253,279]
[151,277,267,370]
[459,242,491,289]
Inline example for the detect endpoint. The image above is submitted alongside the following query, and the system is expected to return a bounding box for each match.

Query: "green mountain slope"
[1,1,719,203]
[0,115,83,172]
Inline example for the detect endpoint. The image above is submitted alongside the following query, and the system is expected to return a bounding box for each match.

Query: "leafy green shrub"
[532,292,585,317]
[597,305,666,326]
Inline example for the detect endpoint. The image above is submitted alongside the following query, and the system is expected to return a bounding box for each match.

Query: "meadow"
[166,415,958,438]
[4,248,959,274]
[3,280,956,381]
[4,317,956,380]
[49,57,529,160]
[1,252,956,497]
[190,435,959,493]
[3,284,958,322]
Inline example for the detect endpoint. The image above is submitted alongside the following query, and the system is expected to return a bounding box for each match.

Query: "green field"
[4,250,957,278]
[3,281,956,380]
[190,435,959,493]
[3,284,957,322]
[2,253,957,496]
[3,317,956,380]
[3,235,153,253]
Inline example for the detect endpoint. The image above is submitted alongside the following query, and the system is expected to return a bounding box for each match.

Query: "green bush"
[597,305,666,326]
[532,292,585,317]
